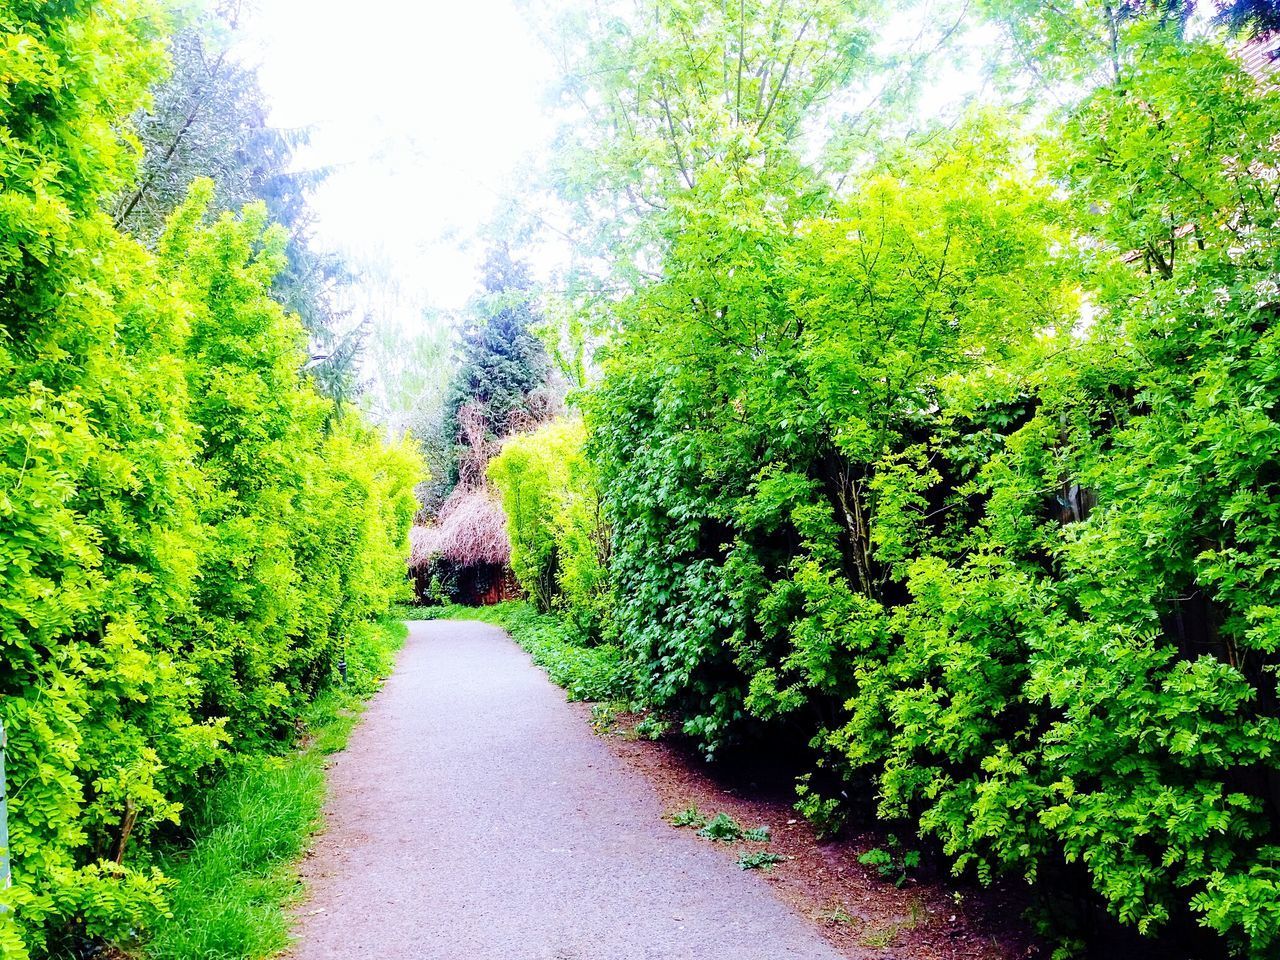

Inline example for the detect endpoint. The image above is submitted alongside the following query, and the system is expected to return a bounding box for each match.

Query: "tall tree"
[1216,0,1280,36]
[444,246,553,449]
[569,0,1280,955]
[111,1,361,404]
[546,0,875,258]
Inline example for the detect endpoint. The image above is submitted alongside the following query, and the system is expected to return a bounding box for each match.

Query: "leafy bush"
[794,774,845,840]
[0,5,419,954]
[859,837,921,888]
[488,419,611,638]
[144,617,406,960]
[588,115,1062,757]
[566,2,1280,955]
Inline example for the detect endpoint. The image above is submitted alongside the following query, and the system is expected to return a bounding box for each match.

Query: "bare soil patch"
[583,708,1046,960]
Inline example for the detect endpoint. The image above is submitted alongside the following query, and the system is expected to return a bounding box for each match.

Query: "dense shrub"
[863,29,1280,953]
[488,419,610,637]
[0,4,419,955]
[589,116,1064,750]
[564,2,1280,955]
[143,617,407,960]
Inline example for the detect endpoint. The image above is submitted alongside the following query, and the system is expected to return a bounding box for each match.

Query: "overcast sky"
[237,0,559,328]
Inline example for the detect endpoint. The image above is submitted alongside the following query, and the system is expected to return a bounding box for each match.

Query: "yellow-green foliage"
[566,3,1280,956]
[0,4,420,956]
[488,420,610,638]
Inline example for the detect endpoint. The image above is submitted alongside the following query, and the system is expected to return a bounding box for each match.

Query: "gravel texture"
[288,619,846,960]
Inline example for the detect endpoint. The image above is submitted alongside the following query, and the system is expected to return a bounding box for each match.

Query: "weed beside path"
[143,617,406,960]
[601,712,1042,959]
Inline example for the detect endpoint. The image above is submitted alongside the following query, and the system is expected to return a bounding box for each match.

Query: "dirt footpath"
[287,619,847,959]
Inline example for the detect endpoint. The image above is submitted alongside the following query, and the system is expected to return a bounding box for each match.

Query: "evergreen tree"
[1216,0,1280,37]
[111,1,361,404]
[444,246,552,449]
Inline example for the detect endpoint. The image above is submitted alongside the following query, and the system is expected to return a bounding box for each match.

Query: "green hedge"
[0,5,420,955]
[488,420,611,639]
[144,617,407,960]
[576,14,1280,960]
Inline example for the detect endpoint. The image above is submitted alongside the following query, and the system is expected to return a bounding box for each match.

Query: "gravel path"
[288,619,845,960]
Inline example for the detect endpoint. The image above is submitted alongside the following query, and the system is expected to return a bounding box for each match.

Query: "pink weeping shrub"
[409,487,511,569]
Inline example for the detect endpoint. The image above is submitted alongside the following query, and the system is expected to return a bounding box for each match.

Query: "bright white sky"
[238,0,560,328]
[235,0,996,342]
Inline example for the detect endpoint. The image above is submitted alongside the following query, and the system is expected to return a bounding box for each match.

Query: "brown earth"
[589,708,1046,960]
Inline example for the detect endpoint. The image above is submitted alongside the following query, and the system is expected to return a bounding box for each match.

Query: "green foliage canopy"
[112,2,361,406]
[556,1,1280,955]
[488,419,610,637]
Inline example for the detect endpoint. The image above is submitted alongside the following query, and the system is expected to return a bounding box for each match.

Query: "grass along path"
[142,617,407,960]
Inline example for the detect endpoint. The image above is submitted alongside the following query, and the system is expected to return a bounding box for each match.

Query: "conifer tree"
[444,245,552,454]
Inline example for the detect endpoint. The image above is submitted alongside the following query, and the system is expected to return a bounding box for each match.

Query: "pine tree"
[444,245,552,447]
[111,2,360,404]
